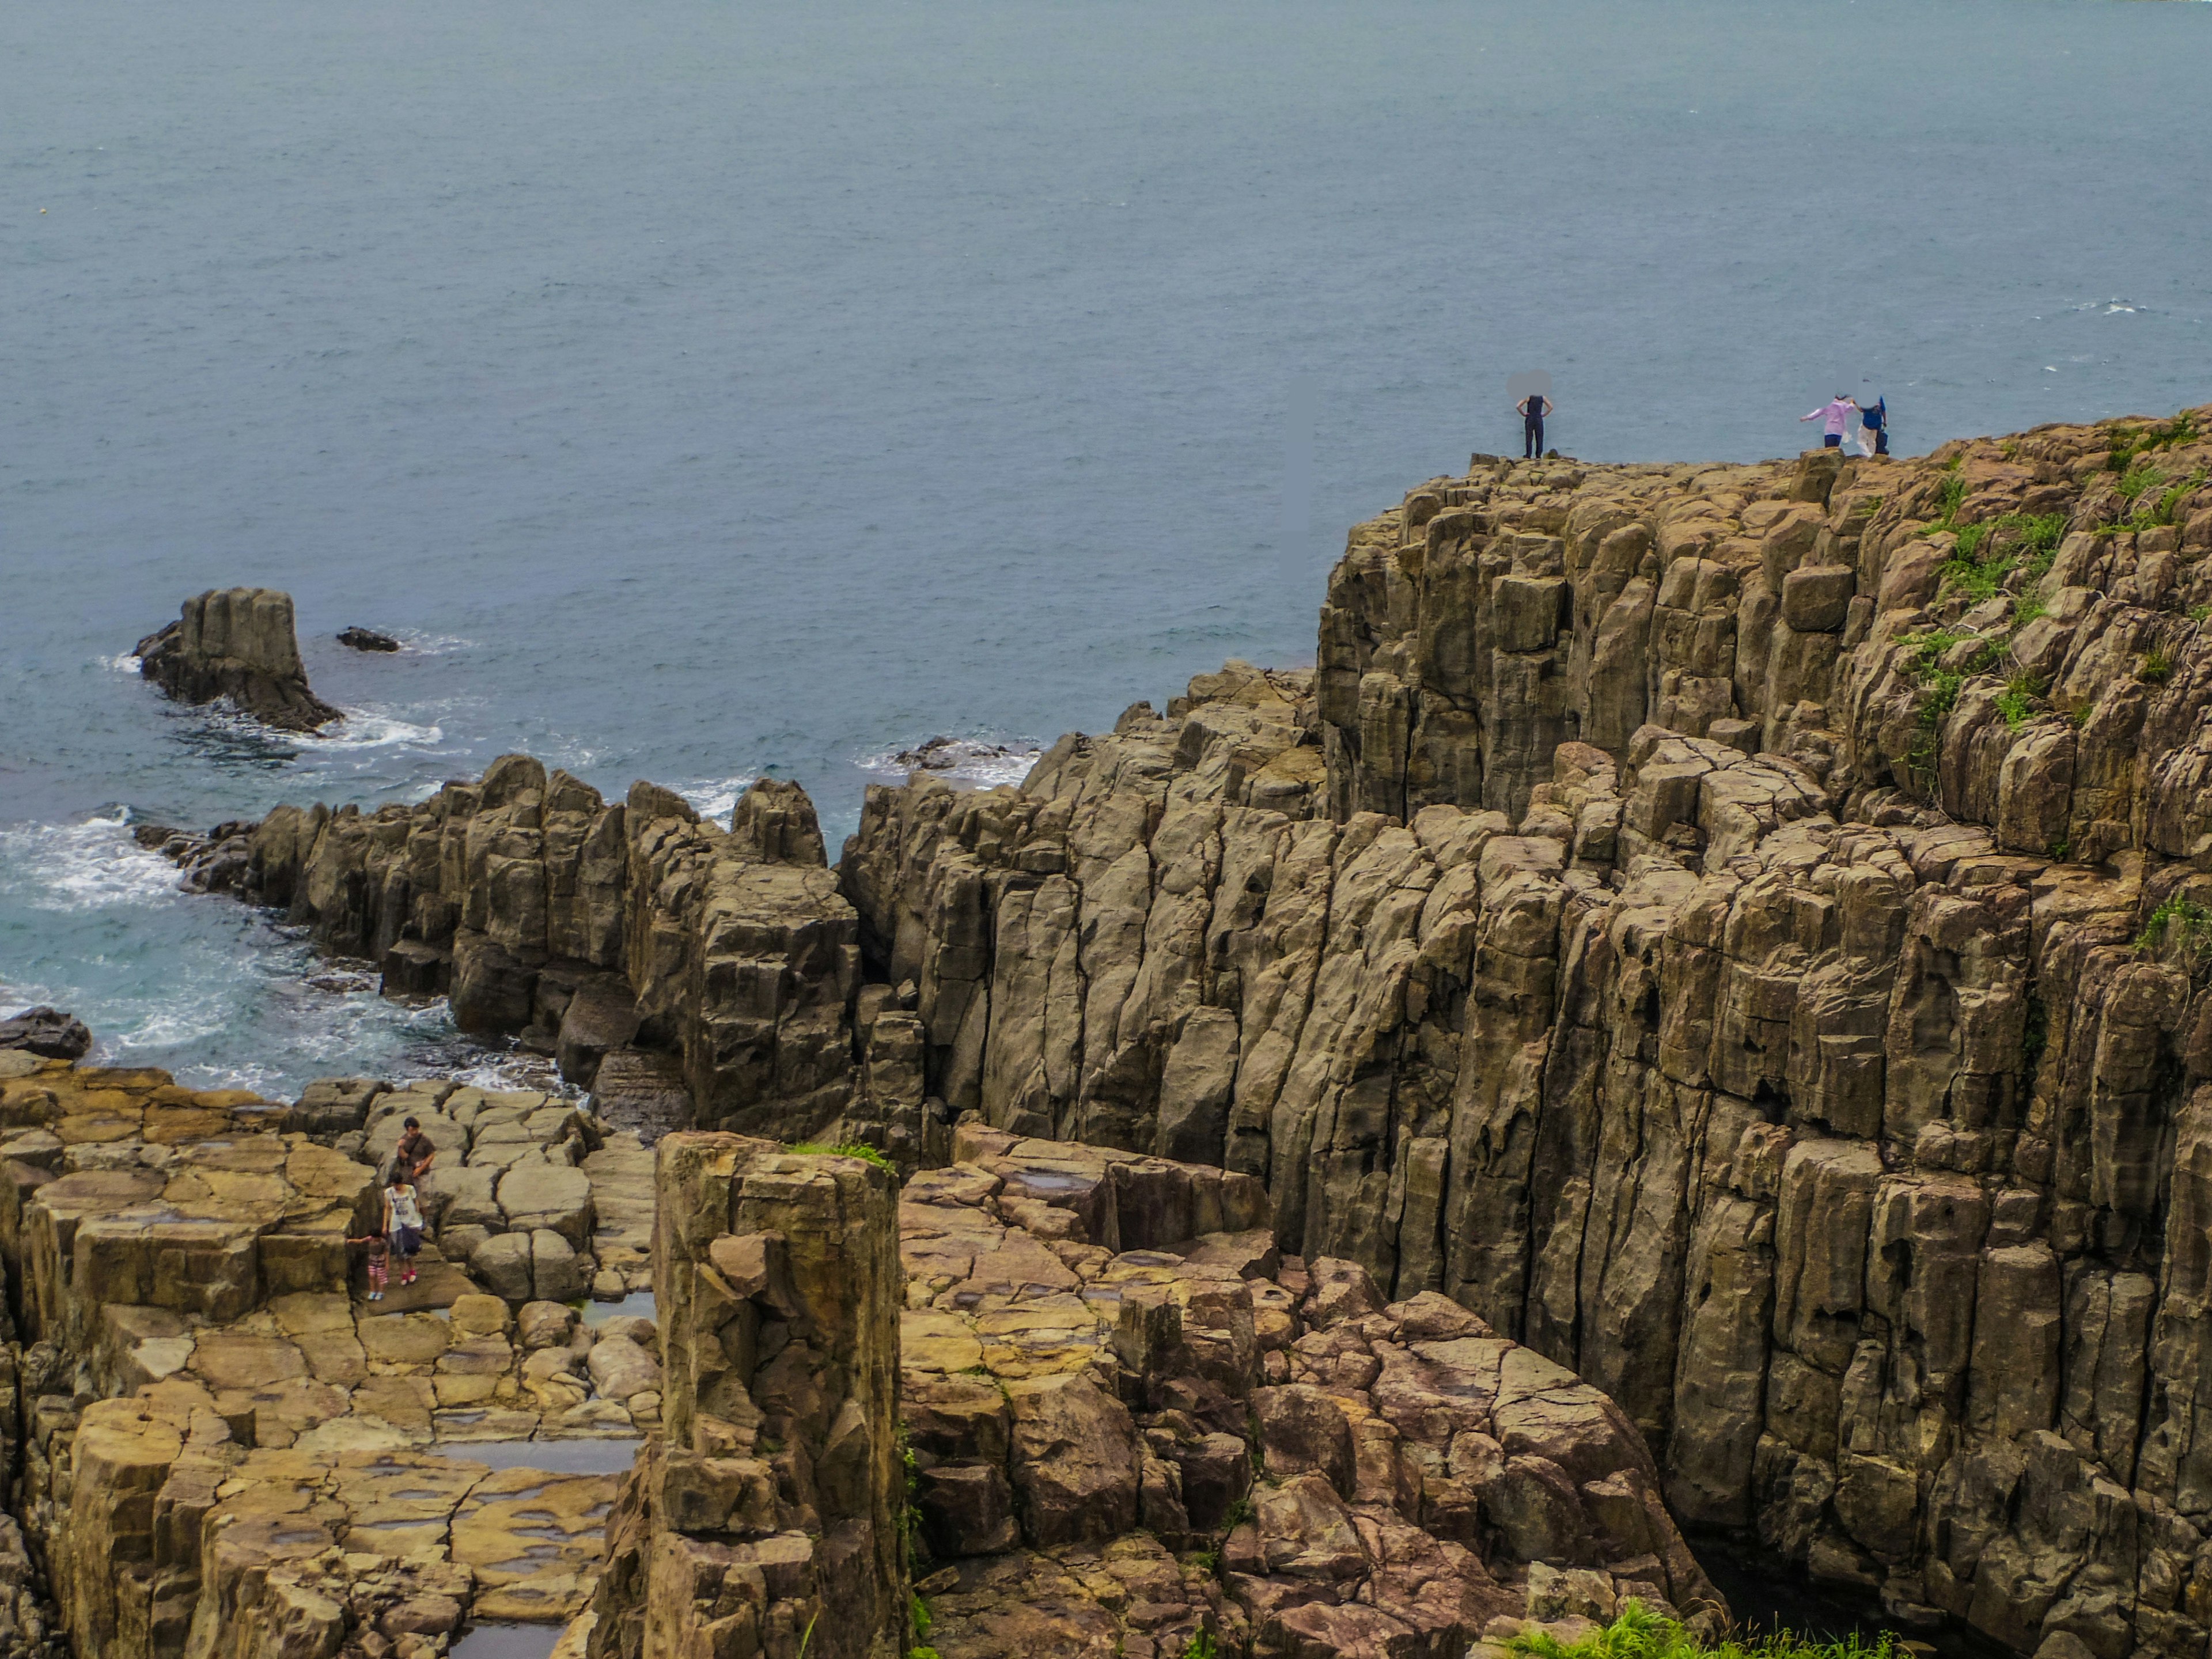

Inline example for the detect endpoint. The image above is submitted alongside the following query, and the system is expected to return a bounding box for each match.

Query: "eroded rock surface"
[135,588,340,732]
[160,763,882,1152]
[897,1127,1720,1659]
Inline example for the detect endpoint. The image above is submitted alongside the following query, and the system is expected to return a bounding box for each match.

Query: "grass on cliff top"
[2107,412,2197,472]
[1508,1600,1903,1659]
[1936,510,2069,605]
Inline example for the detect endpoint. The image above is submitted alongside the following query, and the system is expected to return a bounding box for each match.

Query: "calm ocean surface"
[3,0,2207,1092]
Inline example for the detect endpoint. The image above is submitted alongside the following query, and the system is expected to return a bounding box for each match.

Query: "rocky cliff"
[582,1135,908,1659]
[183,757,904,1154]
[835,408,2212,1657]
[135,589,341,732]
[147,404,2212,1658]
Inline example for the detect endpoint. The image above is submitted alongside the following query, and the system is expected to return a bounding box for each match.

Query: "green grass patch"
[1994,672,2044,732]
[1930,471,1968,530]
[787,1140,897,1172]
[2116,463,2163,502]
[2107,413,2197,472]
[1177,1633,1221,1659]
[2138,895,2212,960]
[2156,467,2208,525]
[2142,646,2174,684]
[1937,510,2071,608]
[911,1592,934,1640]
[1508,1600,1904,1659]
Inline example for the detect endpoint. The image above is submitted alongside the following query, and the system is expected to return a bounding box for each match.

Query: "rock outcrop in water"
[836,408,2212,1656]
[135,588,342,732]
[184,758,899,1153]
[0,1010,89,1062]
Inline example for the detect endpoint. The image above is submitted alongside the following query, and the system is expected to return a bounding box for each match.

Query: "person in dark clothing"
[393,1116,438,1186]
[1517,393,1554,459]
[1858,396,1889,456]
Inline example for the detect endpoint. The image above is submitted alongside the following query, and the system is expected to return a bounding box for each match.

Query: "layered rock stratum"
[134,589,341,732]
[130,403,2212,1659]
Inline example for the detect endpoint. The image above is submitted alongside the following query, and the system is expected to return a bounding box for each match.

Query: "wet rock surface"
[134,588,341,732]
[338,627,404,652]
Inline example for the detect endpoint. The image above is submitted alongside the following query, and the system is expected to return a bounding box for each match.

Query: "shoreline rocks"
[0,1009,89,1062]
[135,588,341,732]
[338,626,403,652]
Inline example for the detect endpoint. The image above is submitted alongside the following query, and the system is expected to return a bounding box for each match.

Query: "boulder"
[471,1233,535,1302]
[336,626,402,652]
[531,1230,589,1303]
[498,1163,594,1248]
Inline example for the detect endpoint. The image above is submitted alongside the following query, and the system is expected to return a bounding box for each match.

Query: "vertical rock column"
[588,1135,906,1659]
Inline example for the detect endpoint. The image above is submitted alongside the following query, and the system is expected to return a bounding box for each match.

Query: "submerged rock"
[336,624,403,651]
[134,587,340,731]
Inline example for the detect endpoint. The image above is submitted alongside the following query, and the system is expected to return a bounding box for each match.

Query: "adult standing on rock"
[1801,392,1858,449]
[1518,389,1554,458]
[382,1170,426,1287]
[393,1114,437,1189]
[1857,393,1889,456]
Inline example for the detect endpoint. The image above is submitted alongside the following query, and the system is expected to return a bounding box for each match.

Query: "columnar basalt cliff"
[135,588,341,732]
[187,758,899,1153]
[146,405,2212,1658]
[837,409,2212,1656]
[582,1135,908,1659]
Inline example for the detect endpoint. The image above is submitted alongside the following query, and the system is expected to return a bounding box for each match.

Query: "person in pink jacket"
[1801,394,1858,449]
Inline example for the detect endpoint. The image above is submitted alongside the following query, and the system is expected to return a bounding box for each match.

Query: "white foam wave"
[101,652,143,672]
[0,811,180,912]
[679,775,758,825]
[392,631,478,656]
[860,736,1041,791]
[310,709,445,751]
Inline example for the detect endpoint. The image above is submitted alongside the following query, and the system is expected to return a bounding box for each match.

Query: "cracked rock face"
[172,763,878,1151]
[837,410,2212,1656]
[896,1127,1720,1659]
[0,1058,696,1659]
[583,1134,908,1659]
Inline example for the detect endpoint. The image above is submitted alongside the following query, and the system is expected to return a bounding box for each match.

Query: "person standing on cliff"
[1518,391,1554,459]
[1802,393,1857,449]
[1857,395,1889,457]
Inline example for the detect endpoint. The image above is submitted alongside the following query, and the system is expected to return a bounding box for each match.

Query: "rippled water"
[3,0,2206,1092]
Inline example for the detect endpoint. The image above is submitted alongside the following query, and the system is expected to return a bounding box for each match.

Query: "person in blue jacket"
[1858,395,1889,456]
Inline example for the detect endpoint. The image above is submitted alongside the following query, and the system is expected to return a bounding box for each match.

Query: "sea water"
[3,0,2207,1093]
